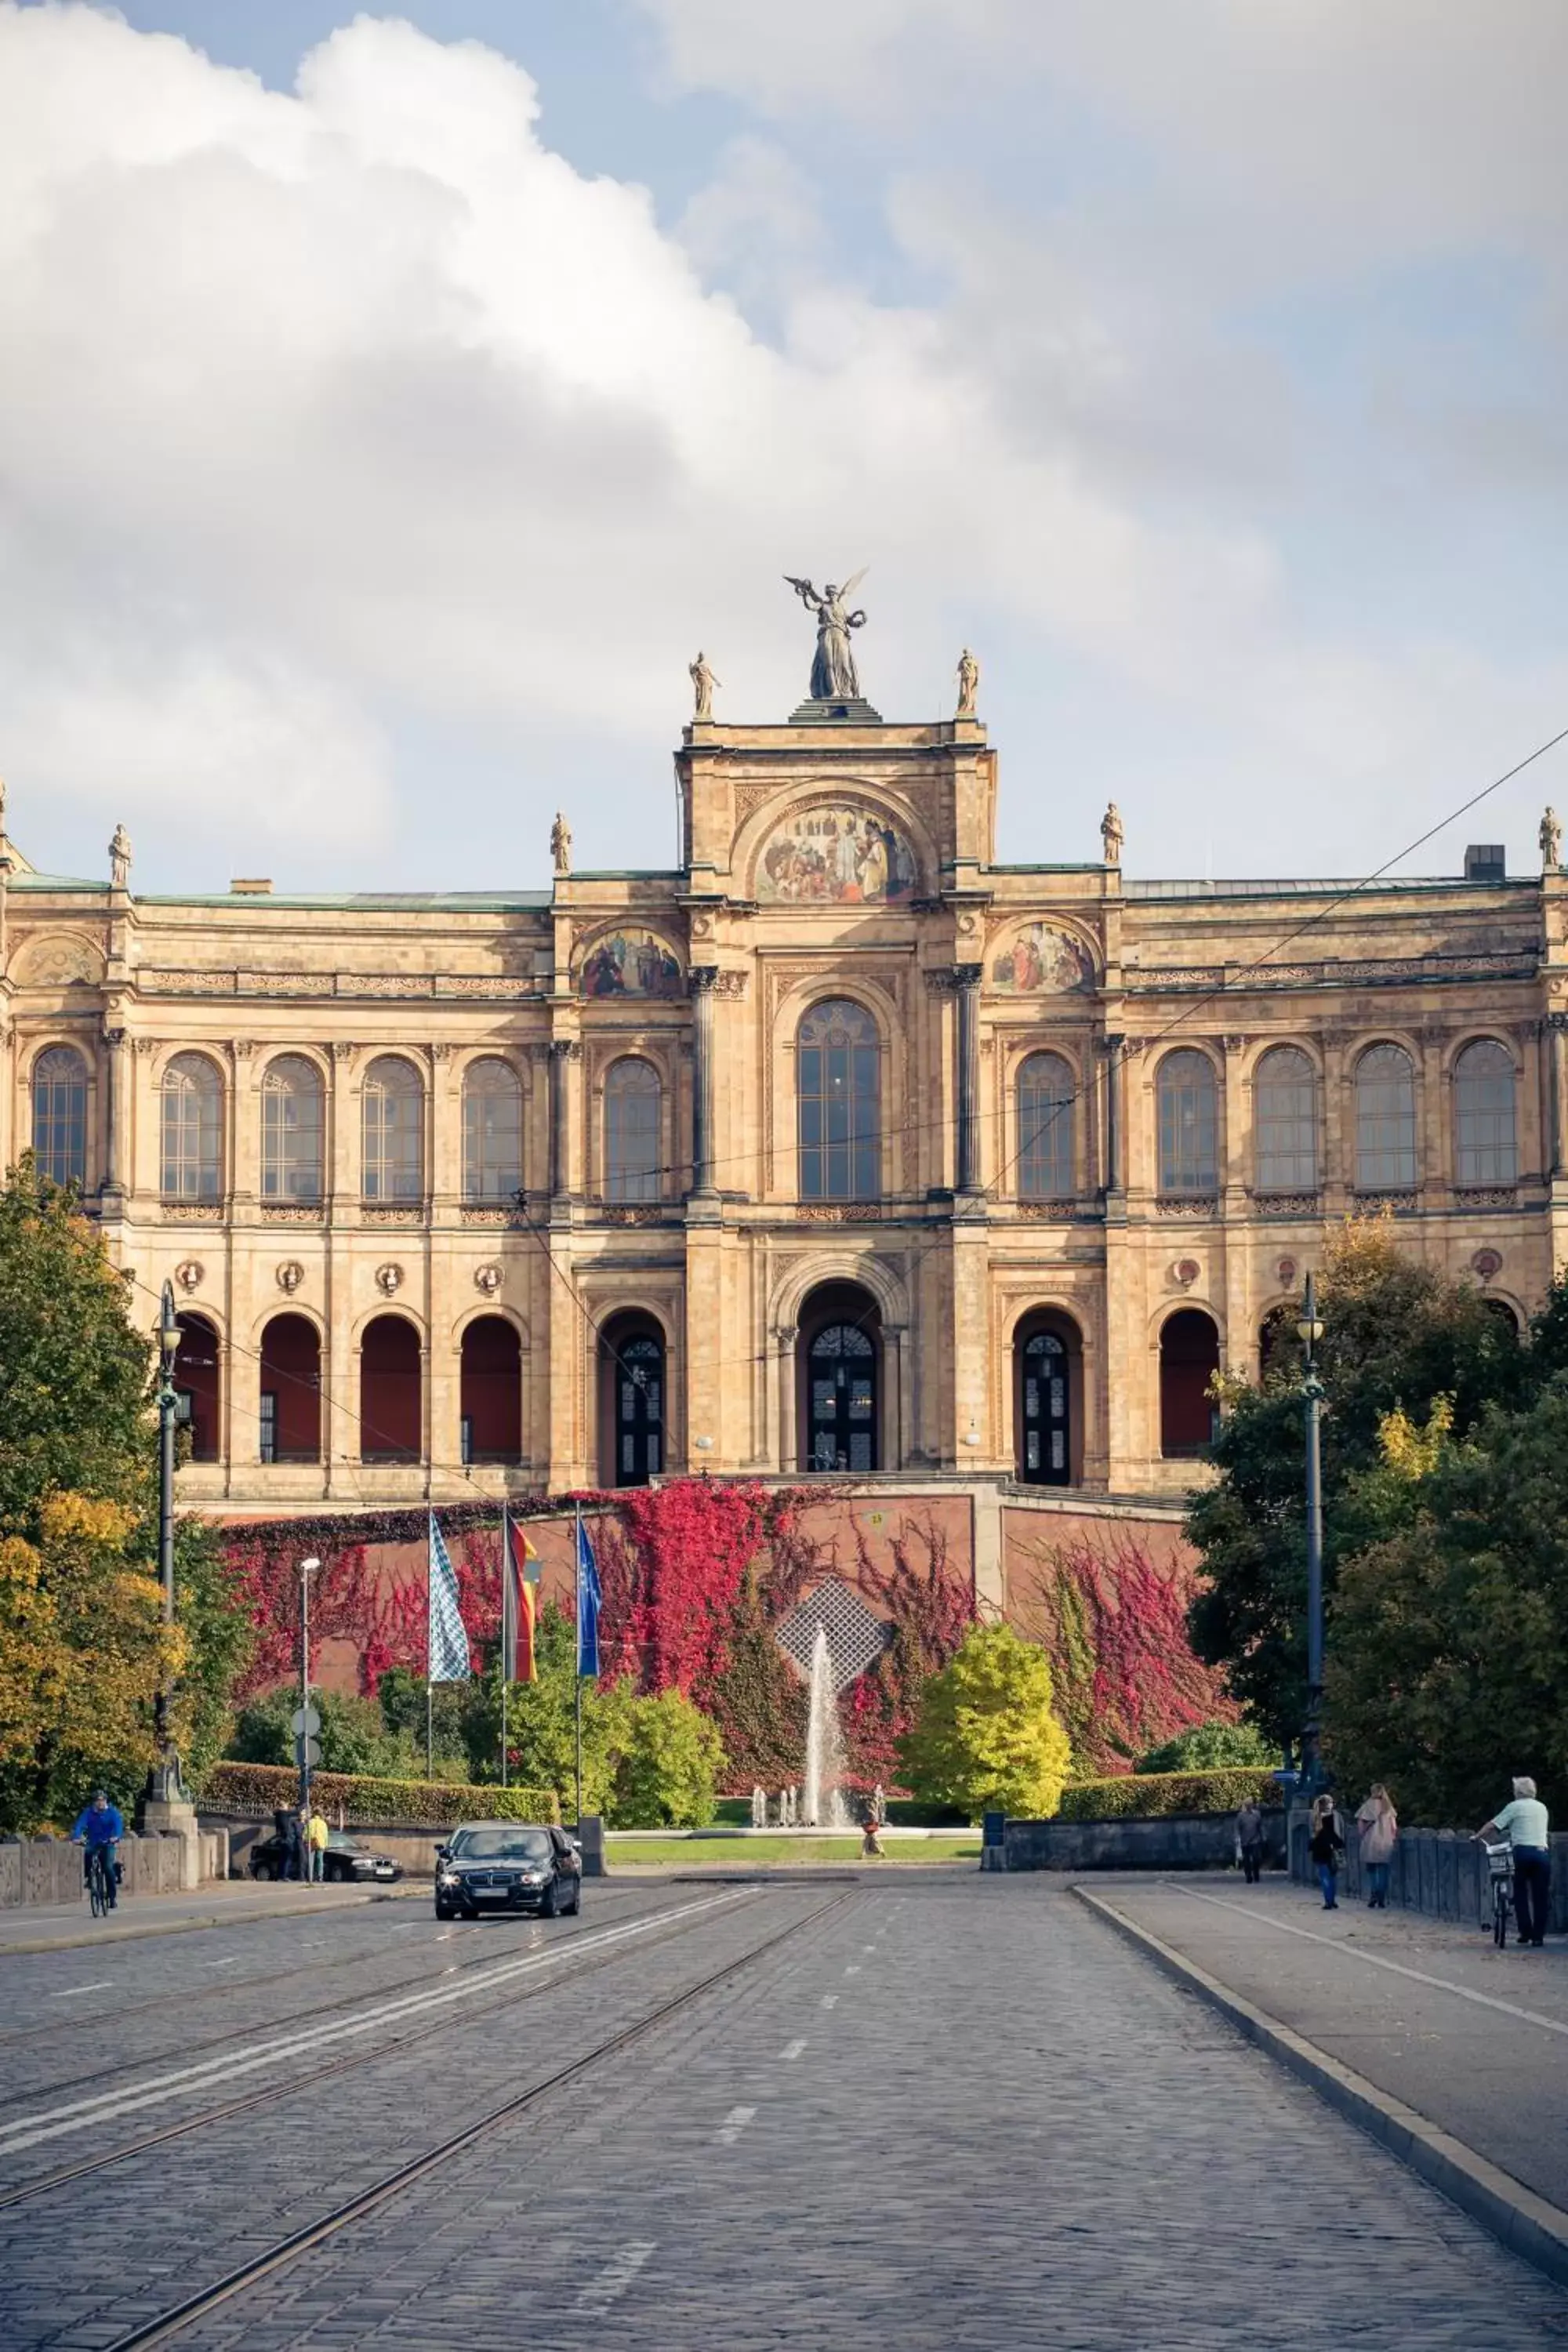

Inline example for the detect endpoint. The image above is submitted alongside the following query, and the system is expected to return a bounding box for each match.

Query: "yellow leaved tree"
[899,1621,1072,1820]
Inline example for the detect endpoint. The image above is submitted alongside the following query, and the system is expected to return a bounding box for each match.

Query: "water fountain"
[803,1623,850,1828]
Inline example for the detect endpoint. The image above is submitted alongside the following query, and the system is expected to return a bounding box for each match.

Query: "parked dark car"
[248,1828,403,1885]
[434,1823,581,1920]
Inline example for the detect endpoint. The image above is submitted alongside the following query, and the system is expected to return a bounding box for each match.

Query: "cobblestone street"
[2,1875,1566,2349]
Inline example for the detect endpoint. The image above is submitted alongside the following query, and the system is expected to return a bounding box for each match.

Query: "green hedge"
[201,1761,560,1828]
[1056,1767,1277,1820]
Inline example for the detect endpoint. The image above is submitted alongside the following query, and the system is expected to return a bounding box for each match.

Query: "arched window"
[260,1055,324,1203]
[805,1321,877,1472]
[259,1314,321,1463]
[1356,1044,1417,1191]
[174,1311,221,1463]
[463,1058,524,1203]
[359,1315,421,1461]
[605,1328,664,1486]
[797,999,880,1201]
[460,1316,522,1464]
[604,1058,661,1203]
[361,1057,423,1202]
[1016,1320,1079,1486]
[1454,1039,1517,1185]
[1254,1046,1317,1192]
[1160,1308,1220,1458]
[1018,1052,1075,1200]
[31,1046,87,1189]
[1157,1050,1218,1195]
[161,1054,223,1201]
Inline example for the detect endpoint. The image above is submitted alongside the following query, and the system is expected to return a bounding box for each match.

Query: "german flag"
[502,1509,540,1684]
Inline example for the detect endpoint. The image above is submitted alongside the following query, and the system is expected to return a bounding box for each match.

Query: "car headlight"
[437,1869,459,1886]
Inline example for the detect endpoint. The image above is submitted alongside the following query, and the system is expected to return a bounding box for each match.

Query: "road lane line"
[201,1957,238,1968]
[0,1891,750,2155]
[575,2241,655,2312]
[716,2104,756,2145]
[1166,1884,1568,2039]
[844,1963,861,1975]
[50,1984,111,1999]
[820,1994,838,2009]
[779,2038,807,2060]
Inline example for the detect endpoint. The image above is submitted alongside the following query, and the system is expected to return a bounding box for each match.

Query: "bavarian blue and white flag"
[427,1512,470,1684]
[575,1515,602,1680]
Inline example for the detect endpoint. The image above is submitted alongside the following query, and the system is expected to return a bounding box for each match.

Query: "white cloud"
[0,2,1565,891]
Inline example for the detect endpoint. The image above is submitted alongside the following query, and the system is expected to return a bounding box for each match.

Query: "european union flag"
[575,1515,602,1680]
[427,1512,471,1684]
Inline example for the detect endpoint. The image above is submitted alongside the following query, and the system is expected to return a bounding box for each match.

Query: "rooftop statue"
[784,570,869,702]
[956,647,980,717]
[689,650,720,721]
[1541,806,1562,874]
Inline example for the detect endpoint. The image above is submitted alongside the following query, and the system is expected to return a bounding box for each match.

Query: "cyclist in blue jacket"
[71,1791,124,1899]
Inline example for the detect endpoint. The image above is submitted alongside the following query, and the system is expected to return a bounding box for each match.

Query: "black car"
[434,1823,582,1920]
[247,1828,403,1885]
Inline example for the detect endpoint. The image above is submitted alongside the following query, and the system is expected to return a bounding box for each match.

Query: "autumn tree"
[899,1623,1072,1820]
[0,1158,249,1827]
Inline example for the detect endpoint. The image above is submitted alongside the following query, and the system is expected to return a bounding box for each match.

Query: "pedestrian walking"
[1236,1795,1266,1885]
[1355,1784,1398,1909]
[1475,1777,1552,1947]
[285,1806,306,1882]
[1308,1793,1344,1910]
[307,1806,329,1884]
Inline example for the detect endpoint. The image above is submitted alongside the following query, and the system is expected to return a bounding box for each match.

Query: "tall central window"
[1018,1051,1074,1200]
[463,1057,524,1203]
[162,1054,223,1201]
[1356,1043,1417,1191]
[797,999,880,1200]
[32,1046,88,1189]
[1254,1046,1317,1192]
[361,1057,423,1201]
[261,1055,324,1203]
[1157,1050,1218,1195]
[604,1058,661,1203]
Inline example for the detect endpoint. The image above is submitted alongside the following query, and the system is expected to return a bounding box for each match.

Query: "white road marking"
[1167,1883,1568,2039]
[575,2241,655,2313]
[0,1891,749,2156]
[50,1983,111,1999]
[202,1957,238,1967]
[716,2104,756,2145]
[820,1994,838,2009]
[844,1963,860,1975]
[779,2038,807,2060]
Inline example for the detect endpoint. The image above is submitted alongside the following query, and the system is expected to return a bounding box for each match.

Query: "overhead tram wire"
[125,714,1568,1458]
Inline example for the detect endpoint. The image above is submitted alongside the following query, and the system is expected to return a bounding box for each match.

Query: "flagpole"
[499,1512,510,1790]
[426,1511,434,1784]
[574,1498,584,1833]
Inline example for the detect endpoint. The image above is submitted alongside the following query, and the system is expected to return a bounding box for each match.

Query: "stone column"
[1102,1033,1125,1197]
[688,966,719,1196]
[549,1040,580,1201]
[1549,1014,1568,1177]
[955,964,983,1194]
[775,1324,797,1472]
[100,1021,126,1206]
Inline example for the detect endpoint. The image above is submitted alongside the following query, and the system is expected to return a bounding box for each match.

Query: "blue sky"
[3,0,1566,895]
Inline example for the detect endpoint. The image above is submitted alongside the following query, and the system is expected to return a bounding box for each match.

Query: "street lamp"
[1296,1272,1326,1798]
[147,1279,189,1802]
[298,1557,321,1814]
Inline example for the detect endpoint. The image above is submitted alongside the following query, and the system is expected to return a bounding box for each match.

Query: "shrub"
[899,1624,1071,1819]
[200,1760,559,1826]
[1136,1719,1275,1776]
[1057,1767,1277,1820]
[228,1688,425,1780]
[612,1689,726,1828]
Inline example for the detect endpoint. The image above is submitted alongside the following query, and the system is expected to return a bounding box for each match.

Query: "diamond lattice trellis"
[775,1581,890,1692]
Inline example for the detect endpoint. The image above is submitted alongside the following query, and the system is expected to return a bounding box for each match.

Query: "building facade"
[0,702,1560,1515]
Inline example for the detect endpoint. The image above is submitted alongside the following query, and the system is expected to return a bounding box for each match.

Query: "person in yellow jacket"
[307,1806,329,1883]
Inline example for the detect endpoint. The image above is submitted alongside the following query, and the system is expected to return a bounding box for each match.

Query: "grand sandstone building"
[0,608,1559,1532]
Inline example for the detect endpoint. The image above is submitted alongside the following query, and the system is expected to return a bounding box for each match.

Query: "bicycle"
[84,1843,118,1919]
[1482,1838,1513,1949]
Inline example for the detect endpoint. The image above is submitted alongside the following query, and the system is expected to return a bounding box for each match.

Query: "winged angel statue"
[785,569,869,701]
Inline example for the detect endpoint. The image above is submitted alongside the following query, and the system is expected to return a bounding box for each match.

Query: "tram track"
[0,1882,665,2112]
[93,1886,855,2352]
[0,1886,762,2212]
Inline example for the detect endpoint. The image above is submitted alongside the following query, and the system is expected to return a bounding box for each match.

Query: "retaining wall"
[1004,1808,1286,1872]
[0,1829,230,1909]
[1289,1817,1568,1933]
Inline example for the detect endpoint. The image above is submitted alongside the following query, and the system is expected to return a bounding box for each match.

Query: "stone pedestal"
[136,1795,201,1889]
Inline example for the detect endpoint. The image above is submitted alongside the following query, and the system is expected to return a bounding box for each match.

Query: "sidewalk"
[1081,1873,1568,2279]
[0,1876,409,1956]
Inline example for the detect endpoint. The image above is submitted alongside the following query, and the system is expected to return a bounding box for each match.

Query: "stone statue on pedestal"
[956,648,980,717]
[689,651,720,720]
[551,811,572,877]
[1542,807,1562,873]
[1101,802,1124,867]
[110,822,132,889]
[784,570,869,702]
